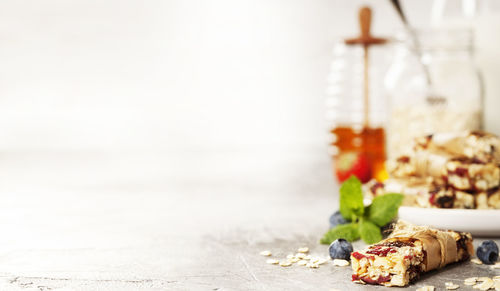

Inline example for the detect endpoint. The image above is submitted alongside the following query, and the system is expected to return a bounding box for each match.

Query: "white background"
[0,0,495,152]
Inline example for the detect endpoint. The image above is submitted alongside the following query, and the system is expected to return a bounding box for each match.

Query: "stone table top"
[0,150,497,290]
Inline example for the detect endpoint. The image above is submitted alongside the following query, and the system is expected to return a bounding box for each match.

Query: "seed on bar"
[332,259,350,267]
[260,250,272,256]
[266,259,279,265]
[297,247,309,253]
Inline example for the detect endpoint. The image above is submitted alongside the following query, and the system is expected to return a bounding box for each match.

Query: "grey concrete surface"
[0,150,497,290]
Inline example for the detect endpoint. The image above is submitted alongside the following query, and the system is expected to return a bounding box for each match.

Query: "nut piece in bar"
[351,221,473,287]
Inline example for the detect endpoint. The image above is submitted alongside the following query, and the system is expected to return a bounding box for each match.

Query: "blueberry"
[477,240,499,265]
[329,210,348,228]
[329,238,353,261]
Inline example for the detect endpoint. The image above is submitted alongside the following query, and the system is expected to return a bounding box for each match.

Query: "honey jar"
[326,7,389,183]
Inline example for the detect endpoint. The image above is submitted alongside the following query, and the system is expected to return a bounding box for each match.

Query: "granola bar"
[365,178,435,199]
[389,152,499,191]
[351,221,473,287]
[369,179,500,209]
[388,150,452,179]
[415,131,500,163]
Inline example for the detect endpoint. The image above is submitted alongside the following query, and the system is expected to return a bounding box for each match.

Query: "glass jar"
[326,42,391,182]
[385,28,483,157]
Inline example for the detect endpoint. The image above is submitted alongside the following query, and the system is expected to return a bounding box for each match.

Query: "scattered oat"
[260,250,272,256]
[474,277,494,290]
[317,258,328,265]
[295,253,306,259]
[332,259,350,267]
[297,260,307,266]
[279,261,292,267]
[472,258,484,265]
[306,262,319,268]
[286,254,295,259]
[297,247,309,253]
[266,259,279,265]
[494,280,500,291]
[289,257,300,263]
[465,277,478,285]
[445,282,460,290]
[304,255,312,260]
[416,286,435,291]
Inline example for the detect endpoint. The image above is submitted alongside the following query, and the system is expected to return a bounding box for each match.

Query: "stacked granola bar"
[375,131,500,209]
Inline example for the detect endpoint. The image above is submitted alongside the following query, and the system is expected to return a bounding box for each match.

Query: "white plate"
[398,206,500,237]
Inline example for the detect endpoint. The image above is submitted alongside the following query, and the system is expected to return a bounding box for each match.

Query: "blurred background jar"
[385,28,482,157]
[326,38,391,183]
[430,0,500,137]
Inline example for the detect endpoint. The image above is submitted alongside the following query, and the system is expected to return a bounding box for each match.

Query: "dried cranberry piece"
[351,252,365,260]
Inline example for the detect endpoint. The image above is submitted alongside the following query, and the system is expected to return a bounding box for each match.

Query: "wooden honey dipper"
[345,7,387,128]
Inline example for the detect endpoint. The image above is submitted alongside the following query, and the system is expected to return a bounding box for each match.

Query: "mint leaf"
[339,176,364,221]
[320,223,360,244]
[359,220,382,244]
[366,193,404,227]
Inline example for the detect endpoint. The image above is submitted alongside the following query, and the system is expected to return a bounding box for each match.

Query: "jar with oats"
[385,28,483,158]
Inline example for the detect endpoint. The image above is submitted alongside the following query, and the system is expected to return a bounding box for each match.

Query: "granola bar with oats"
[415,131,500,163]
[389,151,499,192]
[351,221,473,287]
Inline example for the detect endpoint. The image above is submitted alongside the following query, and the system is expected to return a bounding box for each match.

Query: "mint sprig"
[366,193,404,227]
[320,223,359,244]
[321,176,404,245]
[359,219,382,244]
[339,175,364,220]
